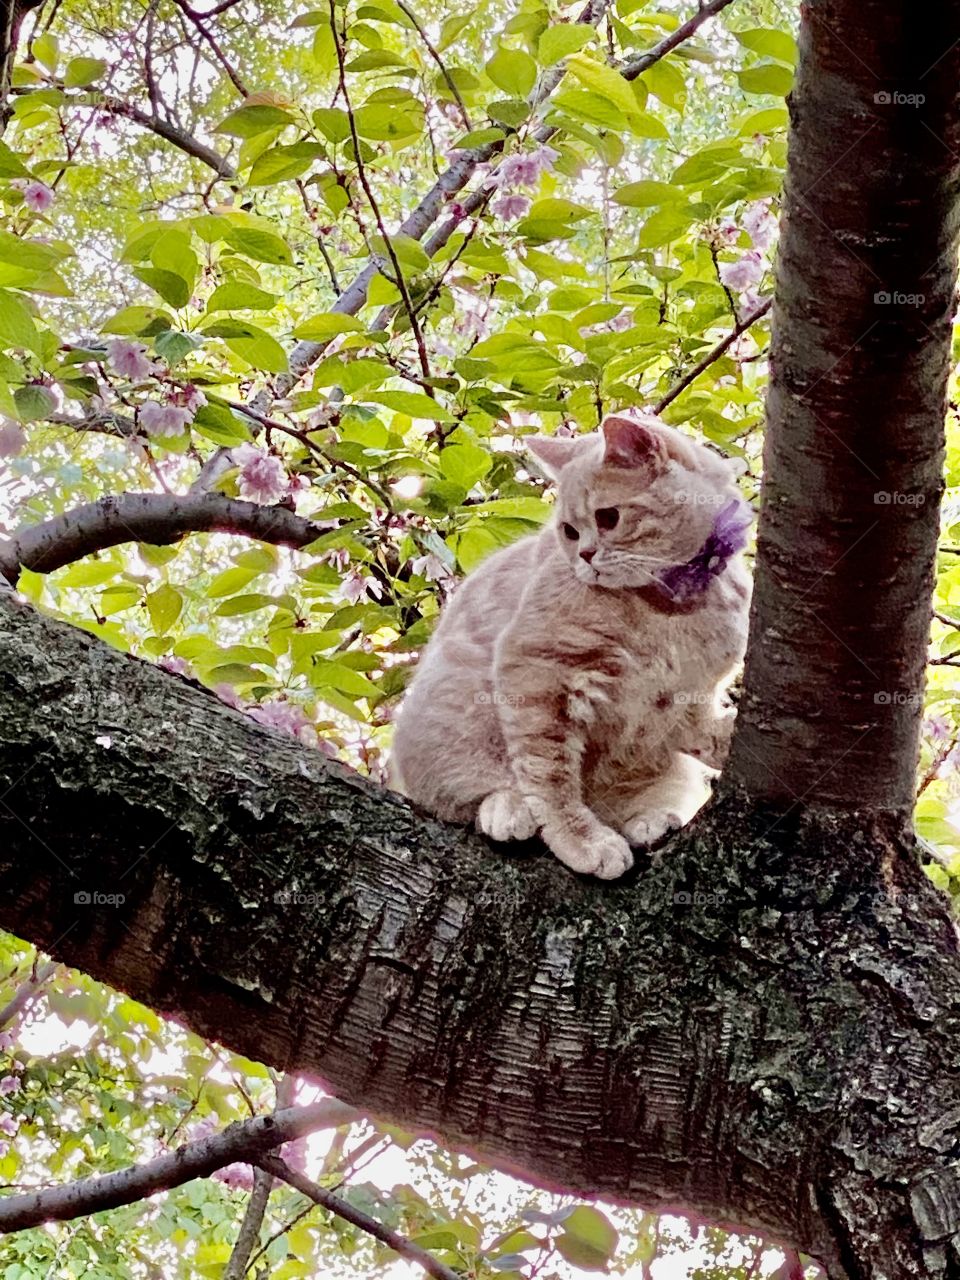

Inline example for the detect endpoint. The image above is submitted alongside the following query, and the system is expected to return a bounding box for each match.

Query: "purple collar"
[654,497,753,603]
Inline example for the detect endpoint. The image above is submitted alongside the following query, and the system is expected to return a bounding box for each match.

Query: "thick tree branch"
[2,592,960,1278]
[0,492,327,585]
[0,1099,355,1232]
[257,1155,460,1280]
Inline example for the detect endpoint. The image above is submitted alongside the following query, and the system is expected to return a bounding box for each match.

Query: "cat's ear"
[526,434,585,479]
[601,415,666,470]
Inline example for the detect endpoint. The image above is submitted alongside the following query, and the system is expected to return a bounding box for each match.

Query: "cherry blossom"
[233,444,288,504]
[139,399,192,438]
[0,1115,17,1138]
[247,698,319,748]
[719,251,764,294]
[491,193,531,222]
[0,1076,20,1096]
[412,553,452,582]
[0,1032,14,1053]
[0,421,26,458]
[492,144,559,191]
[106,339,157,382]
[340,571,383,605]
[20,181,54,213]
[158,655,192,678]
[214,1163,254,1191]
[743,199,777,251]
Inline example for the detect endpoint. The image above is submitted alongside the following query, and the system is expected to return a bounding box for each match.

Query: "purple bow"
[656,497,753,603]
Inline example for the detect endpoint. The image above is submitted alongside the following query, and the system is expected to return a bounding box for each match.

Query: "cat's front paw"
[477,790,540,842]
[623,809,683,847]
[544,824,633,880]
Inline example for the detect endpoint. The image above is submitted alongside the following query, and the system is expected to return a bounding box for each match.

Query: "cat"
[390,414,752,879]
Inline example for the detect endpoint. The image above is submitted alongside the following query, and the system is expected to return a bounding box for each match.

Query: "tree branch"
[0,1099,355,1233]
[257,1153,460,1280]
[654,300,772,413]
[0,492,329,585]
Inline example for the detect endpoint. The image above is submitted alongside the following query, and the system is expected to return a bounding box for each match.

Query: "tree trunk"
[726,2,960,815]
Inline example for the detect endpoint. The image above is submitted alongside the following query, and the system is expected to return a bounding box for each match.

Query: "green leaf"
[364,389,454,421]
[439,442,491,487]
[0,290,40,354]
[63,56,108,87]
[556,1206,619,1272]
[638,204,698,248]
[201,320,288,373]
[738,106,789,135]
[736,27,798,65]
[13,383,54,421]
[486,46,538,97]
[193,403,252,446]
[224,225,294,265]
[0,230,66,271]
[293,313,365,340]
[312,107,352,142]
[565,52,642,120]
[101,305,173,335]
[206,282,277,313]
[538,23,594,65]
[215,104,294,138]
[737,63,794,96]
[613,179,683,207]
[147,584,182,634]
[207,566,262,598]
[134,267,191,309]
[248,142,324,186]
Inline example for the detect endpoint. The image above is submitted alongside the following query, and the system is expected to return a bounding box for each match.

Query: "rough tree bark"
[1,3,960,1280]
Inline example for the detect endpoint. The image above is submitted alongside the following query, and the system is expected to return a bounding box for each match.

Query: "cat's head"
[527,415,743,590]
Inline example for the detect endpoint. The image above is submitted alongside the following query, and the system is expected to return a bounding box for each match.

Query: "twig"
[0,1100,357,1233]
[0,959,58,1030]
[256,1154,460,1280]
[395,0,471,129]
[328,0,431,381]
[654,299,772,413]
[171,0,249,96]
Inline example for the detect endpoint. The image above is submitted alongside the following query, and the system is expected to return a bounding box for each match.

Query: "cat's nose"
[580,547,597,564]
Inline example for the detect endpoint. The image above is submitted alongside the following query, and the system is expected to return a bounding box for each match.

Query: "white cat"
[391,415,752,879]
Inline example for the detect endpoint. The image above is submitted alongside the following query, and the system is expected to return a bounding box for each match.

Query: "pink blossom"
[717,217,739,244]
[174,384,207,414]
[491,194,531,222]
[107,339,157,382]
[214,1163,254,1191]
[0,1115,17,1138]
[411,553,451,582]
[740,290,765,316]
[158,655,192,678]
[0,421,26,458]
[247,699,318,748]
[719,251,764,294]
[925,715,951,742]
[0,1141,9,1158]
[455,310,489,343]
[234,444,288,505]
[21,181,54,213]
[0,1032,14,1053]
[214,684,244,711]
[340,571,383,605]
[742,199,777,251]
[139,399,192,438]
[0,1076,20,1096]
[492,144,559,191]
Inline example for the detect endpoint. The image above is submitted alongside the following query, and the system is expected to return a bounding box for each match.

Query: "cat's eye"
[562,522,579,541]
[595,506,620,531]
